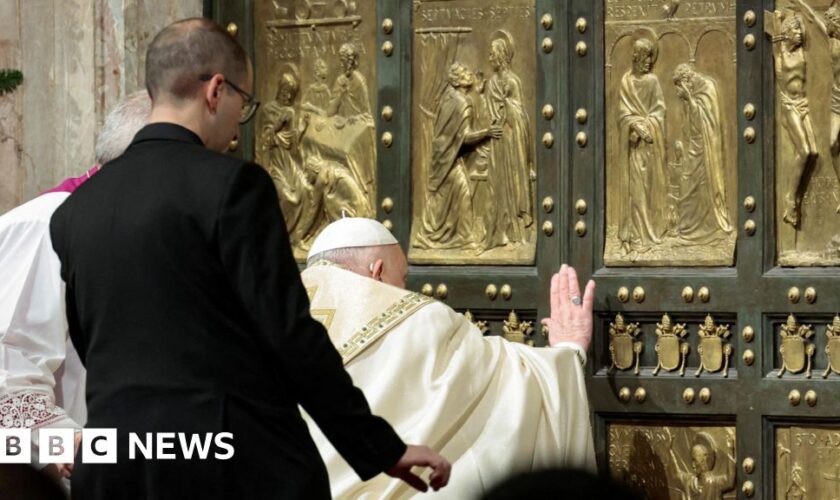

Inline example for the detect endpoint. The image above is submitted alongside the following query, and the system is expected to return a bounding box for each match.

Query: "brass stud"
[743,480,755,498]
[435,284,448,300]
[228,138,239,152]
[500,284,512,301]
[743,457,755,475]
[575,108,588,124]
[805,390,817,407]
[575,199,587,215]
[382,41,394,56]
[744,126,756,143]
[542,132,554,149]
[788,287,801,304]
[226,22,238,37]
[381,131,393,147]
[485,284,498,301]
[574,221,587,237]
[617,287,630,303]
[632,286,645,303]
[541,13,554,30]
[698,286,710,303]
[542,220,555,236]
[634,387,646,403]
[381,197,394,213]
[683,387,696,404]
[576,131,588,147]
[575,41,588,56]
[742,326,755,343]
[744,33,756,50]
[805,287,817,304]
[744,10,757,27]
[744,219,756,236]
[576,17,587,34]
[382,18,394,34]
[744,195,756,212]
[542,37,554,53]
[699,387,711,404]
[421,283,433,297]
[382,219,393,231]
[618,387,631,403]
[542,104,555,120]
[542,196,555,214]
[743,349,755,366]
[743,103,756,121]
[682,286,695,303]
[381,105,394,122]
[789,389,801,406]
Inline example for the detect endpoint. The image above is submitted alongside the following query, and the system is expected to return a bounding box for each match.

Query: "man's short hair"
[145,17,248,101]
[95,90,151,165]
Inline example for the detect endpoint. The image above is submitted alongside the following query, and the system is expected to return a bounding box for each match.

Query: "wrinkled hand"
[386,445,451,493]
[541,264,595,351]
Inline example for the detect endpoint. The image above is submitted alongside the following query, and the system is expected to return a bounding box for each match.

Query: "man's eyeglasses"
[199,74,260,125]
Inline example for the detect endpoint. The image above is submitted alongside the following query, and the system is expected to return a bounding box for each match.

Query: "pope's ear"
[371,259,385,281]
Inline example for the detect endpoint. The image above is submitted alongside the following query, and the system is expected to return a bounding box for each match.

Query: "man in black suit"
[50,18,450,499]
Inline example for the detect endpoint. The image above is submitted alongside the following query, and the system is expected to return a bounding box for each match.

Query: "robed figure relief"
[409,1,536,265]
[483,32,535,250]
[258,70,319,249]
[605,2,737,266]
[617,38,668,258]
[671,64,733,243]
[414,63,502,249]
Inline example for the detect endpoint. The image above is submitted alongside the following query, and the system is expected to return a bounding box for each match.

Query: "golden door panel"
[776,425,840,499]
[768,1,840,266]
[408,0,537,265]
[604,0,738,266]
[255,0,377,261]
[599,312,736,378]
[608,423,737,499]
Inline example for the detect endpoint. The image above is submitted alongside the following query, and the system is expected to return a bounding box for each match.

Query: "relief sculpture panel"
[776,426,840,499]
[605,0,737,266]
[255,0,377,260]
[409,0,537,265]
[609,423,737,499]
[768,1,840,265]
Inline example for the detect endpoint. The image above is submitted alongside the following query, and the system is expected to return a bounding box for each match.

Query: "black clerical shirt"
[50,123,405,499]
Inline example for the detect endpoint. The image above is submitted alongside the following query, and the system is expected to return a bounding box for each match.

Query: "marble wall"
[0,0,203,213]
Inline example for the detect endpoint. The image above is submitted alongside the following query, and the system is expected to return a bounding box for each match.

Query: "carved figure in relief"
[325,43,375,202]
[258,70,318,248]
[787,465,806,500]
[767,11,819,228]
[667,430,736,500]
[793,0,840,212]
[483,31,535,250]
[302,58,332,116]
[414,63,502,249]
[671,64,733,243]
[618,38,668,257]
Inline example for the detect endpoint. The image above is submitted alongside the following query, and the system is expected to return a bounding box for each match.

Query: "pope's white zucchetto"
[307,218,398,260]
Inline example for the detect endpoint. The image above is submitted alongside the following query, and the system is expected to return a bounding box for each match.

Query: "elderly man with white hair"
[0,90,150,480]
[301,217,596,499]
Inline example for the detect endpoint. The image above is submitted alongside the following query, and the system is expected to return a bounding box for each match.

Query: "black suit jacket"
[50,123,405,499]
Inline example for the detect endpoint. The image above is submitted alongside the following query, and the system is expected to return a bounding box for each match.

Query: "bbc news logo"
[0,429,234,463]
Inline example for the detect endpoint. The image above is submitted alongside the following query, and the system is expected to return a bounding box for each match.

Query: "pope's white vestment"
[0,192,87,462]
[301,261,595,499]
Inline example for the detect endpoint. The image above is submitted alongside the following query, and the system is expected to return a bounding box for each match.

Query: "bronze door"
[209,0,840,497]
